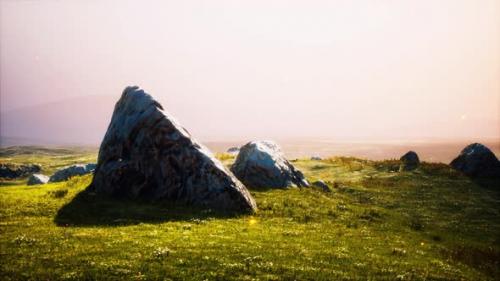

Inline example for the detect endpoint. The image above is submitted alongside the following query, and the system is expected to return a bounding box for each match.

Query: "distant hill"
[0,146,97,157]
[0,95,118,146]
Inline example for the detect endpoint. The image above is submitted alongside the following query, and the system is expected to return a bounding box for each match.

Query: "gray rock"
[400,151,420,171]
[27,174,49,185]
[0,163,41,179]
[311,156,322,161]
[231,140,310,188]
[450,143,500,178]
[85,163,97,172]
[49,164,95,182]
[88,86,256,212]
[227,147,240,154]
[312,180,330,192]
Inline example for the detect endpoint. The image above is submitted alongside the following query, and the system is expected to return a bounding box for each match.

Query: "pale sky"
[1,0,499,143]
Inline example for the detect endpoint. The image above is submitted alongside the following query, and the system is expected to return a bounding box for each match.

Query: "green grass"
[0,149,499,280]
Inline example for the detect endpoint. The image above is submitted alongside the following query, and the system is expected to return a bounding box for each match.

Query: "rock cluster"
[450,143,500,178]
[231,141,309,188]
[0,162,95,185]
[88,86,256,212]
[0,163,41,179]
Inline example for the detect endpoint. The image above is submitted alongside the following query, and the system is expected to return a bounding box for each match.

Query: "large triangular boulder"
[88,86,256,212]
[231,141,309,188]
[450,143,500,178]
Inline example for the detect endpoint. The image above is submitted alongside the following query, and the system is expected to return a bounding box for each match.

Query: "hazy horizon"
[1,0,499,143]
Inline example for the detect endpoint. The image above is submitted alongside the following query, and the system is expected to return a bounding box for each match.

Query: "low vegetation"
[0,148,499,280]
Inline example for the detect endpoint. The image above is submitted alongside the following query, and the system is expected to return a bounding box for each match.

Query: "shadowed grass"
[55,189,245,227]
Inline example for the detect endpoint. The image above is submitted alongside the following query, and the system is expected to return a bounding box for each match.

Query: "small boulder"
[311,156,322,161]
[312,180,330,192]
[85,163,97,172]
[27,174,49,185]
[231,140,310,188]
[399,151,420,171]
[0,163,41,179]
[450,143,500,178]
[49,164,95,182]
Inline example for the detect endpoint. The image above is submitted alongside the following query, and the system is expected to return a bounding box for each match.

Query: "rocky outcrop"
[227,147,240,154]
[231,141,309,188]
[450,143,500,178]
[27,174,49,185]
[399,151,420,171]
[88,86,256,212]
[311,156,322,161]
[49,164,96,182]
[0,163,41,179]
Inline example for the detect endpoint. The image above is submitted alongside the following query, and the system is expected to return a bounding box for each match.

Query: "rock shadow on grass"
[468,177,500,190]
[54,190,245,227]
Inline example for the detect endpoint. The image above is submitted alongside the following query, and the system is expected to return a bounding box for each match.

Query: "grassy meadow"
[0,147,499,280]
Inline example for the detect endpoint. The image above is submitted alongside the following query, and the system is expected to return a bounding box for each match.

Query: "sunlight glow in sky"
[1,0,499,142]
